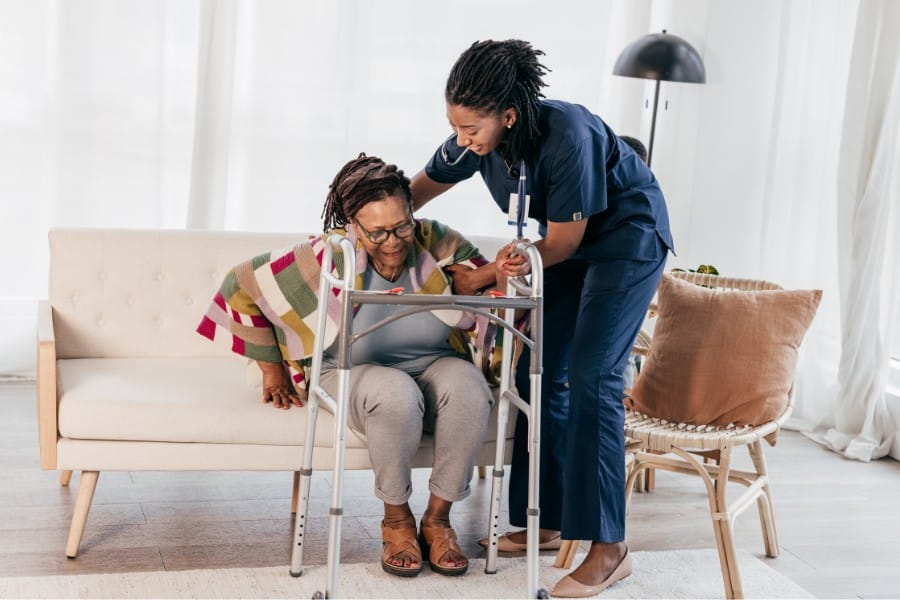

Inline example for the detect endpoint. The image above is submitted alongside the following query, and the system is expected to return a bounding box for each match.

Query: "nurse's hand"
[496,240,532,278]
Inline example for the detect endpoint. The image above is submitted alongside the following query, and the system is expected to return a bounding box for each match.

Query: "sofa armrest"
[37,300,58,469]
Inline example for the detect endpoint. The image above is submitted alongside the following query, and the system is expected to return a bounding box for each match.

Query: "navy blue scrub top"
[424,99,674,262]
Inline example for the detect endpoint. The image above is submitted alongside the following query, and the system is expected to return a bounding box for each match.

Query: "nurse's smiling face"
[446,104,516,156]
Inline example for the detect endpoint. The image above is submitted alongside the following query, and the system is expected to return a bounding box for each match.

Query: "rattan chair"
[554,272,790,599]
[626,271,786,599]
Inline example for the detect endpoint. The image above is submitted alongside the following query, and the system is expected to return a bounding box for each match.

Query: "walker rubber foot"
[289,569,302,577]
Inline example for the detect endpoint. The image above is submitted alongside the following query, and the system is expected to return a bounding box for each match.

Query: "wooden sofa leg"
[291,471,300,514]
[65,470,99,558]
[477,466,487,479]
[60,470,73,486]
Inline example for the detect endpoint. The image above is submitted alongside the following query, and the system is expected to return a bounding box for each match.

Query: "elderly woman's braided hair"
[321,153,413,231]
[445,39,549,166]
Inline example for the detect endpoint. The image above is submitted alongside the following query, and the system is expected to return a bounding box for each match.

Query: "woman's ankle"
[383,502,415,529]
[422,494,454,527]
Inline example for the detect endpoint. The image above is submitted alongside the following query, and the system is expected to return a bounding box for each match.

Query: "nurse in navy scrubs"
[410,39,673,598]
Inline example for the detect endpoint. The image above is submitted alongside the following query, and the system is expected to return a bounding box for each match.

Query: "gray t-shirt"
[322,266,461,376]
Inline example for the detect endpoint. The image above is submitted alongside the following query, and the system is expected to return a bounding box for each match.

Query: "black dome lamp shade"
[613,30,706,166]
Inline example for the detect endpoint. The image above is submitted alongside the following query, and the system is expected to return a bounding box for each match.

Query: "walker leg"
[290,399,321,577]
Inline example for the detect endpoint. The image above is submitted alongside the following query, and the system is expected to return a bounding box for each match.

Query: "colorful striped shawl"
[197,219,496,397]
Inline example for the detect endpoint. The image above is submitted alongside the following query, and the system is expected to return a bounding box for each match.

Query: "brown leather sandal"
[381,521,422,577]
[419,521,468,576]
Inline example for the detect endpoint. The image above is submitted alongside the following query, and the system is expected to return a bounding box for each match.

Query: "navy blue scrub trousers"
[508,248,666,542]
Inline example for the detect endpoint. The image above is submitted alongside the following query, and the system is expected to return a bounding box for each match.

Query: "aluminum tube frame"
[484,243,544,598]
[294,235,544,598]
[288,236,355,594]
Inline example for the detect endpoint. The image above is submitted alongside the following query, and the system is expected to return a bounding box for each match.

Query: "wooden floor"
[3,381,900,598]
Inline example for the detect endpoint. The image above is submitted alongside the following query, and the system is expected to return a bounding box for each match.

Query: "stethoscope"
[440,133,528,238]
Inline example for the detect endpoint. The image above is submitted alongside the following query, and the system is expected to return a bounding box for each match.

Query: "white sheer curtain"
[2,0,898,461]
[759,0,900,461]
[830,0,900,460]
[0,0,201,377]
[0,0,639,376]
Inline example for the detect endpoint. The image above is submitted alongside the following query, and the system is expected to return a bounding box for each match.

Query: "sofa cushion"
[57,357,512,447]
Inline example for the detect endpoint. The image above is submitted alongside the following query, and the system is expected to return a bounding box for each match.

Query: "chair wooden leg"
[711,450,742,599]
[65,470,99,558]
[625,440,643,492]
[477,465,487,479]
[624,456,646,511]
[554,540,580,569]
[670,446,742,599]
[717,517,743,598]
[644,467,655,491]
[641,449,663,492]
[632,469,644,491]
[291,471,300,515]
[748,441,779,557]
[60,470,73,486]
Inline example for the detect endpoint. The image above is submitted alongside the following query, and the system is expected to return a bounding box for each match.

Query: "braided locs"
[445,39,549,165]
[321,153,413,232]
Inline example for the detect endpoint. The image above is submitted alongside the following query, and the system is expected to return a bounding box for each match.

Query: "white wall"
[0,299,35,378]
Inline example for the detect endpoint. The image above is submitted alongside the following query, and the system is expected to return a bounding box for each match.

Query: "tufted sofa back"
[48,228,506,360]
[49,228,302,359]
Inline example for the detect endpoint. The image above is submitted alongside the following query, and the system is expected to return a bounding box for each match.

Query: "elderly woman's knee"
[434,358,493,412]
[364,371,424,418]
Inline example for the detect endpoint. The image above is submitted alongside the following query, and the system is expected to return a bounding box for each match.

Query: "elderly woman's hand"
[257,361,303,409]
[445,262,499,295]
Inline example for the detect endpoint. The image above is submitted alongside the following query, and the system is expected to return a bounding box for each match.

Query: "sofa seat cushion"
[57,357,512,447]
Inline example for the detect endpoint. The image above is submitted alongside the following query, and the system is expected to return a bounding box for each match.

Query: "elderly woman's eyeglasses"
[355,219,415,244]
[440,133,471,166]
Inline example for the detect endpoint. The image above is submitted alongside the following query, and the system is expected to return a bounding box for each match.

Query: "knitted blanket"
[197,219,498,397]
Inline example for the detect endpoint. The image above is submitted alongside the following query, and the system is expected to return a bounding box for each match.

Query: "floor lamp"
[613,30,706,167]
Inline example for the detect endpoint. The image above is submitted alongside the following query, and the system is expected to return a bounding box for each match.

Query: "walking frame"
[289,235,547,599]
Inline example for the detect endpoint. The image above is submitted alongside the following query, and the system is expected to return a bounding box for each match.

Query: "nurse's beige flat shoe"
[477,531,563,552]
[550,548,632,598]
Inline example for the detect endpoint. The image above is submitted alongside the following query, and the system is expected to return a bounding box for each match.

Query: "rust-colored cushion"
[627,274,822,437]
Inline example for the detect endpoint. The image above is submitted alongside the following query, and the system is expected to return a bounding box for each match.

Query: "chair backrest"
[671,270,782,292]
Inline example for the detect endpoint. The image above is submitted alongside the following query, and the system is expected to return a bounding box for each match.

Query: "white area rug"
[0,549,810,599]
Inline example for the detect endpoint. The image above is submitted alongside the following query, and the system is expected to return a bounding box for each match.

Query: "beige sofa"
[37,227,513,558]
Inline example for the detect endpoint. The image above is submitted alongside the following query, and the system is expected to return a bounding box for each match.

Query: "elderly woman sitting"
[198,154,496,578]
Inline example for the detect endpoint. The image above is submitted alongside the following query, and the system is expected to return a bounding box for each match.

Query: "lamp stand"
[647,79,660,168]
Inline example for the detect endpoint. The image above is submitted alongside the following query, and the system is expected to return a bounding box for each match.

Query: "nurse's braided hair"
[445,39,549,165]
[321,153,413,231]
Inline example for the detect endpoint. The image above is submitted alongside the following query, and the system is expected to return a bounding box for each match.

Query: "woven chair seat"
[625,409,785,453]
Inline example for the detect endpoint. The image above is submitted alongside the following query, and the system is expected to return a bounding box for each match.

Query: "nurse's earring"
[506,124,512,129]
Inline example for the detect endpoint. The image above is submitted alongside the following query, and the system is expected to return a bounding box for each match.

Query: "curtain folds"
[186,0,237,230]
[759,0,853,438]
[829,0,900,461]
[762,0,899,461]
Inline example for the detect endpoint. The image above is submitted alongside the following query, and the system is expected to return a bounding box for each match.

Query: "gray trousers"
[320,356,493,505]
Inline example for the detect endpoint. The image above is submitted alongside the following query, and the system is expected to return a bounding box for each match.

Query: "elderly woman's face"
[351,194,414,279]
